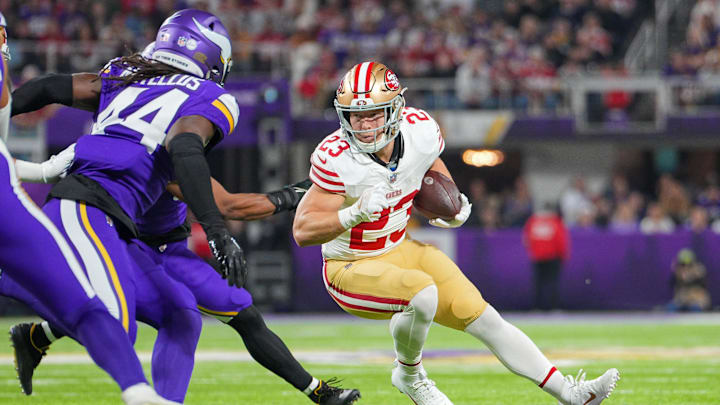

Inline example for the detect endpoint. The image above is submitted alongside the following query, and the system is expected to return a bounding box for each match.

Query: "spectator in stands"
[696,183,720,221]
[502,176,534,227]
[455,46,492,108]
[640,202,675,234]
[465,178,488,227]
[523,202,569,310]
[560,176,594,226]
[667,249,711,312]
[687,206,710,233]
[658,174,691,224]
[609,201,638,232]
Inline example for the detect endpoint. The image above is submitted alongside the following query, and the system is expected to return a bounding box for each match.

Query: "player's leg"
[131,241,202,403]
[162,241,360,405]
[324,251,451,405]
[41,198,139,340]
[405,238,620,405]
[0,149,171,403]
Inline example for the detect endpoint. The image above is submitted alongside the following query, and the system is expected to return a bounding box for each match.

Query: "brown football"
[413,170,462,221]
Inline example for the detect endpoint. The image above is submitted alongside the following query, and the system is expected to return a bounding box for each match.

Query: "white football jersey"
[310,107,445,260]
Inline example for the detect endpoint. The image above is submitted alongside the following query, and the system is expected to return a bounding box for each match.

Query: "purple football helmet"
[152,9,232,86]
[141,41,155,59]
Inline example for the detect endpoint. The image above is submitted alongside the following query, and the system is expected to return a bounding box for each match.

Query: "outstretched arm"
[165,115,247,288]
[168,178,275,221]
[11,72,101,116]
[168,178,313,221]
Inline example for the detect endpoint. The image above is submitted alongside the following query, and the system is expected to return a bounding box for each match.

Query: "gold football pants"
[323,238,488,330]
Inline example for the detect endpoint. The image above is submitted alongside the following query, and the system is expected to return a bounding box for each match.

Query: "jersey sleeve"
[181,82,240,140]
[309,145,345,194]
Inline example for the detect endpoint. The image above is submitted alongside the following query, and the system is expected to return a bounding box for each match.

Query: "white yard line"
[3,346,720,366]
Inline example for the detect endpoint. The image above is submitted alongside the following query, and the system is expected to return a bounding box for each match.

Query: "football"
[413,170,462,221]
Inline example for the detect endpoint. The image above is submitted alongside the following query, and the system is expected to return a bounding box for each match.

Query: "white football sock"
[464,305,568,402]
[302,377,320,395]
[389,285,438,375]
[41,321,58,343]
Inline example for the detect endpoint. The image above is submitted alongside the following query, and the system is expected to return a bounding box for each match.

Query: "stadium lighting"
[462,149,505,167]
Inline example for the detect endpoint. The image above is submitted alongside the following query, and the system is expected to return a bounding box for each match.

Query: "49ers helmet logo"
[384,69,399,91]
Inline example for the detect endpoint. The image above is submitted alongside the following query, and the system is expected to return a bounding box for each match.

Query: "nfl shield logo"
[388,172,398,183]
[177,36,188,47]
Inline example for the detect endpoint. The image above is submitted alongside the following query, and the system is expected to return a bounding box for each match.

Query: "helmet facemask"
[335,92,405,153]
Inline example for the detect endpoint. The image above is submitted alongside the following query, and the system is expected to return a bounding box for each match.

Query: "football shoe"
[9,323,47,395]
[560,368,620,405]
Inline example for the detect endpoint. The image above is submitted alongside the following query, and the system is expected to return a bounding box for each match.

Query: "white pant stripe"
[59,199,119,318]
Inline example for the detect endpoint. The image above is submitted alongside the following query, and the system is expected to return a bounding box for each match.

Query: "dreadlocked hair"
[104,53,188,88]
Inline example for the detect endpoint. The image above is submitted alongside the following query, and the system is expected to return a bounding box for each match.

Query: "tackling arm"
[11,72,100,116]
[167,178,276,221]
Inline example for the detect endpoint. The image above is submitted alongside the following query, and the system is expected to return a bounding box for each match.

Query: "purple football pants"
[0,145,147,390]
[158,240,253,321]
[1,199,201,402]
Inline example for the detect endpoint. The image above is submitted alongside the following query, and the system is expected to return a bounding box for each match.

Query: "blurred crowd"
[1,0,648,114]
[458,171,720,234]
[665,0,720,107]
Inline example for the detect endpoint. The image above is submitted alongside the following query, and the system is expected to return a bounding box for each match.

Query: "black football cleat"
[9,323,47,395]
[312,378,361,405]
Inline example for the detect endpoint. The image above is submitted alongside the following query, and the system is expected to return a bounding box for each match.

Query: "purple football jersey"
[136,191,187,235]
[70,60,240,222]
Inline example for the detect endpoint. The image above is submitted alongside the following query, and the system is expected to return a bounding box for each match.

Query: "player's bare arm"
[429,157,453,181]
[167,178,275,221]
[293,184,347,247]
[11,72,100,116]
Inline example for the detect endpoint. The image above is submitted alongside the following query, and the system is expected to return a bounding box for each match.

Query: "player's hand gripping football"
[429,193,472,228]
[338,183,392,229]
[208,230,248,288]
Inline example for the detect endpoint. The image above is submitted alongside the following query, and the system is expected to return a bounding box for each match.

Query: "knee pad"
[435,286,488,331]
[407,285,438,323]
[228,305,266,334]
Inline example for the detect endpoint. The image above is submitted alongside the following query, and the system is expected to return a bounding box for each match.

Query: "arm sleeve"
[169,132,226,236]
[11,73,73,116]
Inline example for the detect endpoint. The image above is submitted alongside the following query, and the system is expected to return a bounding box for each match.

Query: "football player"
[7,38,360,405]
[293,62,620,405]
[0,11,174,405]
[1,8,244,403]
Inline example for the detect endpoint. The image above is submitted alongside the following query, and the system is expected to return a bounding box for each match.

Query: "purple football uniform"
[0,68,150,390]
[72,61,239,223]
[137,193,253,321]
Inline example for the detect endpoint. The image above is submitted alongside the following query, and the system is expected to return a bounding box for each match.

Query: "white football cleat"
[560,368,620,405]
[122,383,182,405]
[391,366,453,405]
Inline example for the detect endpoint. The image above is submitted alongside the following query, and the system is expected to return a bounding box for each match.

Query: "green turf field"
[0,313,718,404]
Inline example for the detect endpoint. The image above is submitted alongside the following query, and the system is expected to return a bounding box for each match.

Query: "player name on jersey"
[310,107,445,261]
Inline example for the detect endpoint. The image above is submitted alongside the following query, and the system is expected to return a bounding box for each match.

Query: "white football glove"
[14,143,76,184]
[429,193,472,228]
[338,184,392,229]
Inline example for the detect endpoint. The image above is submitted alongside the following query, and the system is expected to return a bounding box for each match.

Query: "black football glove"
[207,229,248,288]
[266,178,313,213]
